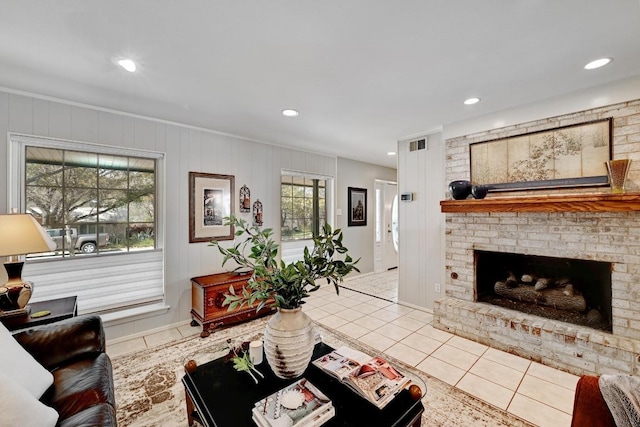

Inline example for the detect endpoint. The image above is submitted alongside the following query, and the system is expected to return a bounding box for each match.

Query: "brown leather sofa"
[13,314,117,427]
[571,375,615,427]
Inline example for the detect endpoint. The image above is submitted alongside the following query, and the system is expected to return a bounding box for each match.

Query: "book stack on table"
[252,378,334,427]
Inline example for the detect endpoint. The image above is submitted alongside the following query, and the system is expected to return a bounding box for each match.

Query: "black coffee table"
[182,342,424,427]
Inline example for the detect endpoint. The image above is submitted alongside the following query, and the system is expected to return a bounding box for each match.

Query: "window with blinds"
[9,134,165,315]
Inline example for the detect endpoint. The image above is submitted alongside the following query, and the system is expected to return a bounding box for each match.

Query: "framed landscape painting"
[348,187,367,227]
[470,119,612,191]
[189,172,235,242]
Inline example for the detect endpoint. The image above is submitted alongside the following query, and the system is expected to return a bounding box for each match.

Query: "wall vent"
[409,139,426,151]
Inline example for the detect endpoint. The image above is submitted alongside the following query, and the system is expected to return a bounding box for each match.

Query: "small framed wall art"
[253,199,263,226]
[239,185,251,212]
[189,172,235,242]
[347,187,367,227]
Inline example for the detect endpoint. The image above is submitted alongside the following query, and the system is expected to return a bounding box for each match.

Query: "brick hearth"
[434,99,640,377]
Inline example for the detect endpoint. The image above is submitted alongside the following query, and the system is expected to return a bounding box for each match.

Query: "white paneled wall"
[397,133,445,309]
[0,90,338,339]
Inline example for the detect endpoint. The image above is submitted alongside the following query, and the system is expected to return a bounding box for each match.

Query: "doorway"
[374,180,398,272]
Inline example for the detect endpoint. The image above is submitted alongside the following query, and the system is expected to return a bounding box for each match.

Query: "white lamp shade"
[0,214,57,257]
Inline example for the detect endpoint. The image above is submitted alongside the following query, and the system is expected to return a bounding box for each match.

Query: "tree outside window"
[25,146,156,258]
[281,175,326,241]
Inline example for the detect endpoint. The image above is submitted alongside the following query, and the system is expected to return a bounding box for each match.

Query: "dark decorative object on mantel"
[471,185,489,199]
[448,180,472,200]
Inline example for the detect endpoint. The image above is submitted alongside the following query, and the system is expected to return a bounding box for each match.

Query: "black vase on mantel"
[471,185,489,199]
[448,180,472,200]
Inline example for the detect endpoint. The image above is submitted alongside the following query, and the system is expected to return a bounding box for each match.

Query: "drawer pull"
[214,292,226,308]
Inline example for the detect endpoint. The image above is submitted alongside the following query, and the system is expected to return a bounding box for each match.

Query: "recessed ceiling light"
[387,151,396,156]
[584,58,612,70]
[464,97,481,105]
[118,59,137,72]
[282,109,299,117]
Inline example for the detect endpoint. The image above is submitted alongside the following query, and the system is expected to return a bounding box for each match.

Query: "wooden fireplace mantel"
[440,193,640,213]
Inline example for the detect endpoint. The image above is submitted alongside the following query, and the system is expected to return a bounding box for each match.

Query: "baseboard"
[395,299,433,314]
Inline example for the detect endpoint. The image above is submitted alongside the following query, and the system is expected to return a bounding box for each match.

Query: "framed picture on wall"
[189,172,235,242]
[469,118,612,191]
[348,187,367,227]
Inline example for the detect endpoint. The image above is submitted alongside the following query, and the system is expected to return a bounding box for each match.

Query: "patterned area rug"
[112,317,533,426]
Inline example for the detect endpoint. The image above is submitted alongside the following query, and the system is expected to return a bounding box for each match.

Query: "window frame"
[8,133,166,315]
[280,171,329,242]
[23,146,157,257]
[9,133,165,257]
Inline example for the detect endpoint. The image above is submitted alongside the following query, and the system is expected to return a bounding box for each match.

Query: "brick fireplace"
[434,99,640,377]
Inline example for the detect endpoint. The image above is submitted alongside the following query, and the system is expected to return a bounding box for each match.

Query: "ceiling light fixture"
[118,59,137,72]
[281,109,299,117]
[387,151,396,156]
[584,58,612,70]
[464,97,481,105]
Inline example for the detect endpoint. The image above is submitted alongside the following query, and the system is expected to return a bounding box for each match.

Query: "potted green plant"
[210,215,359,378]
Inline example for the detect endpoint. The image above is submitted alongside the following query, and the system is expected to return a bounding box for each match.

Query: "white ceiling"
[1,1,639,168]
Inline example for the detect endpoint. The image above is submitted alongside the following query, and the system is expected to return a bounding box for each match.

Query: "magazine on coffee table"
[312,346,410,409]
[252,378,334,427]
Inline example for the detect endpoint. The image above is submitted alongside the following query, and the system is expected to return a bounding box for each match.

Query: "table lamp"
[0,213,56,314]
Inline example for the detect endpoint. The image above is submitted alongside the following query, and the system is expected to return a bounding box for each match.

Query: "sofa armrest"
[12,314,106,370]
[571,375,616,427]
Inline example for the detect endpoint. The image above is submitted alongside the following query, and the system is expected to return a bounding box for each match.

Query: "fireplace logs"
[475,250,612,332]
[494,275,587,313]
[533,277,551,291]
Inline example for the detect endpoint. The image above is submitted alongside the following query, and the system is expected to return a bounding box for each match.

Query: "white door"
[383,183,398,270]
[374,181,398,272]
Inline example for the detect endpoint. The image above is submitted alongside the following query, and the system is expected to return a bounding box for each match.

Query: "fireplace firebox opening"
[475,250,612,332]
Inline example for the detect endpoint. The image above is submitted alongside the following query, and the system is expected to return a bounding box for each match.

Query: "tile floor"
[107,271,579,427]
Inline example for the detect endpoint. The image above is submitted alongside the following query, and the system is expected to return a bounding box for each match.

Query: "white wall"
[444,76,640,140]
[397,133,445,309]
[335,158,397,274]
[0,90,342,339]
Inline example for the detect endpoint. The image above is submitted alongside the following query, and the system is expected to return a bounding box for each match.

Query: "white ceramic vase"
[263,307,315,379]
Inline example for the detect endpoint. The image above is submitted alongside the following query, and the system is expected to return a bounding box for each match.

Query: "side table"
[1,296,78,331]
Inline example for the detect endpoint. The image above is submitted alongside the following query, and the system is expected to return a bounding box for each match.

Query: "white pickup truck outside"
[46,228,110,253]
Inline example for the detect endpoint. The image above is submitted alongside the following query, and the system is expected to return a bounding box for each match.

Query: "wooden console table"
[190,271,274,338]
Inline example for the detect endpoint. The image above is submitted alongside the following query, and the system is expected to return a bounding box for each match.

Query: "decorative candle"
[249,340,263,365]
